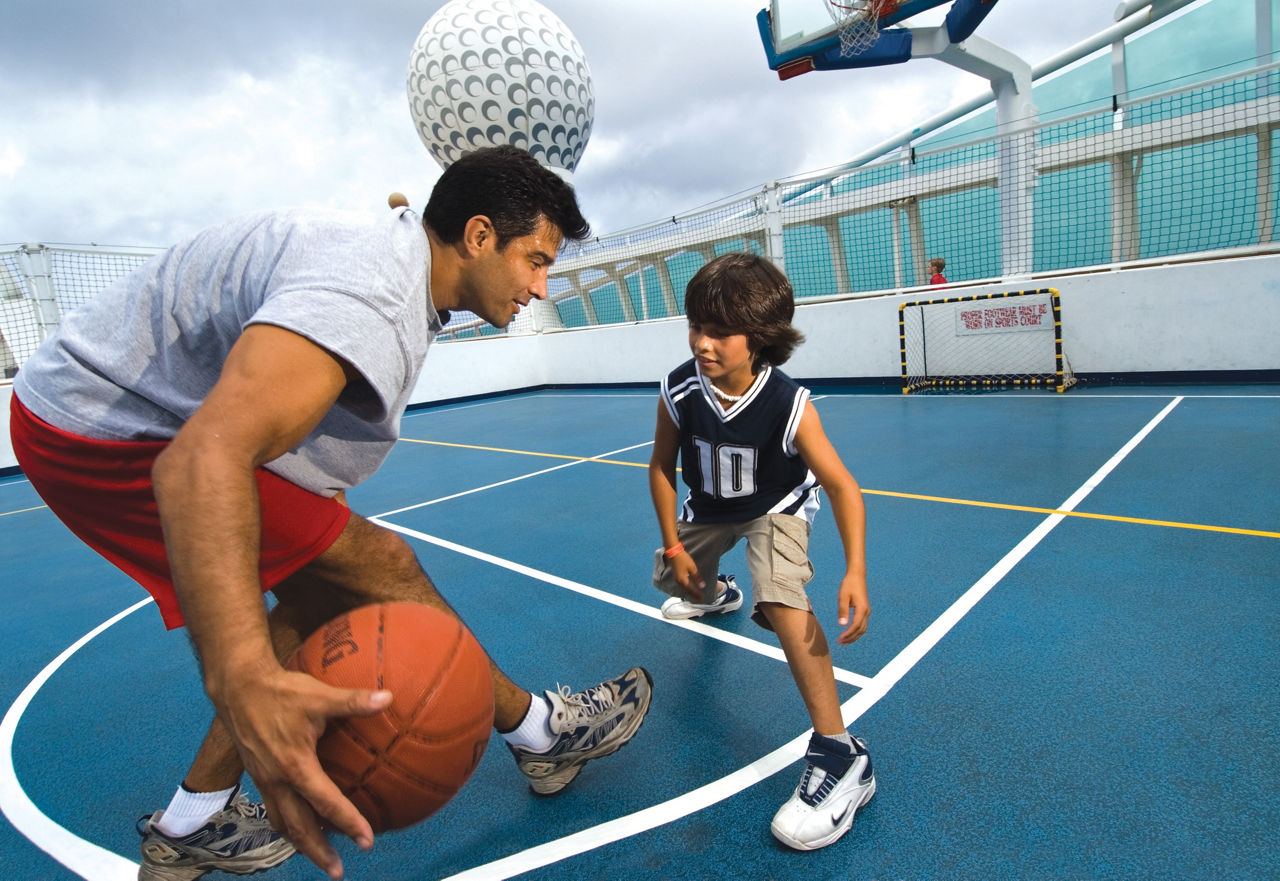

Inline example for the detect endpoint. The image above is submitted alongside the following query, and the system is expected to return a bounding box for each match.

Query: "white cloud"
[0,0,1182,246]
[0,52,440,245]
[0,144,23,180]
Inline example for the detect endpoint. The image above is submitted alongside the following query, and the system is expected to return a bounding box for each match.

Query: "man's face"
[467,216,563,328]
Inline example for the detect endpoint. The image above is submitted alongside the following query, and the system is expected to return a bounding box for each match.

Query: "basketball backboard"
[758,0,998,79]
[765,0,952,56]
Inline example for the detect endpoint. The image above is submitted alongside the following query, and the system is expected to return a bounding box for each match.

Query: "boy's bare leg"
[759,602,845,736]
[763,603,875,852]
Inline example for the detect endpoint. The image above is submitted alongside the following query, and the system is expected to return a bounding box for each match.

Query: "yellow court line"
[862,489,1280,539]
[404,437,1280,540]
[399,437,645,469]
[0,505,48,517]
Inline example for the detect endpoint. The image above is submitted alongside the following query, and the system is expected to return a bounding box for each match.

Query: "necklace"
[708,381,744,402]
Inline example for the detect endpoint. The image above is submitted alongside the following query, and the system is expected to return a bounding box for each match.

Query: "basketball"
[287,601,494,832]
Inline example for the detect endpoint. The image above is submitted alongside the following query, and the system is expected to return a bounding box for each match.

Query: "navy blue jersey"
[660,359,821,524]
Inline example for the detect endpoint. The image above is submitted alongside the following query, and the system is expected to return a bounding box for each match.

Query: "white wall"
[4,254,1279,472]
[410,253,1280,405]
[1053,258,1280,373]
[405,316,691,403]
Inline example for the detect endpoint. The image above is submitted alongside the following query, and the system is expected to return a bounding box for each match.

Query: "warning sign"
[955,298,1052,335]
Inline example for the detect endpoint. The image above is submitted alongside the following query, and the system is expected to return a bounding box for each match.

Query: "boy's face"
[688,320,754,385]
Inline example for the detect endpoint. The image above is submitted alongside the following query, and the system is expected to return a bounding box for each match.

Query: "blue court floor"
[1,385,1277,881]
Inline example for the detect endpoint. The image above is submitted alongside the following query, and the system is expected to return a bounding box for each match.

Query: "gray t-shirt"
[15,206,440,496]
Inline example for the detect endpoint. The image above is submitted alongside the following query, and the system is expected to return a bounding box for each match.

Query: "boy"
[929,256,948,285]
[647,252,874,851]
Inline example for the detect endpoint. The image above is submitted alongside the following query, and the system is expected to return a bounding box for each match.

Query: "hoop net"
[826,0,901,57]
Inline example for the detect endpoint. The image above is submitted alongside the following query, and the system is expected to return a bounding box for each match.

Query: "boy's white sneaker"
[660,574,743,620]
[771,733,876,851]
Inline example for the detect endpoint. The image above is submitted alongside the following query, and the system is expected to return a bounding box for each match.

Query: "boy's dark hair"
[684,253,804,367]
[423,145,591,248]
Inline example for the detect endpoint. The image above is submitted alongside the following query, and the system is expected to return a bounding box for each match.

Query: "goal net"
[898,288,1075,394]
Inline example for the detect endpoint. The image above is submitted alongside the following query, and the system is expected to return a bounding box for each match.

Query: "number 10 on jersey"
[693,438,758,499]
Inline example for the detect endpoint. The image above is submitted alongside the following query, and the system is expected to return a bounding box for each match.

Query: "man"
[10,146,652,881]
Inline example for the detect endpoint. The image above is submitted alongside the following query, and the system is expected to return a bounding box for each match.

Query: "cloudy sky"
[0,0,1196,248]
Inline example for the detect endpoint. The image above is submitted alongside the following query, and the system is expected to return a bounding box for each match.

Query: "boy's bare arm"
[648,399,707,599]
[793,401,870,645]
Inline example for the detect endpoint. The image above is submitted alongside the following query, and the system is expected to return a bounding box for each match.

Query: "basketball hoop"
[825,0,901,57]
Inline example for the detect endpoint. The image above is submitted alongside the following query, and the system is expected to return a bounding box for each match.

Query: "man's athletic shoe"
[509,666,653,795]
[136,785,294,880]
[771,733,876,851]
[660,574,743,620]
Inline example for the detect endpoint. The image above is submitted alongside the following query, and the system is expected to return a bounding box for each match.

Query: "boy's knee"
[756,600,817,630]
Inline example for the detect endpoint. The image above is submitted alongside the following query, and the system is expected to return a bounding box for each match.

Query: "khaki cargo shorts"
[653,512,814,630]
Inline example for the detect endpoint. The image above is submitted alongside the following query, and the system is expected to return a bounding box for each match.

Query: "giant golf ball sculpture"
[407,0,595,181]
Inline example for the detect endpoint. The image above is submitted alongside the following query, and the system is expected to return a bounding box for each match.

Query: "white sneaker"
[660,574,743,620]
[771,733,876,851]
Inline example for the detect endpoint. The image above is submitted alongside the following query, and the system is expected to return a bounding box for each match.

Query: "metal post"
[934,36,1037,279]
[819,217,851,294]
[890,205,905,289]
[904,198,926,287]
[656,254,681,317]
[1109,36,1141,262]
[762,182,786,275]
[16,245,60,338]
[1257,0,1276,244]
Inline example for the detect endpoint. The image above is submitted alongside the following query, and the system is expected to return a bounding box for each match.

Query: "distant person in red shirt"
[929,257,948,286]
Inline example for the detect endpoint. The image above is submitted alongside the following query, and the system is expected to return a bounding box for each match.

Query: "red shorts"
[9,393,351,629]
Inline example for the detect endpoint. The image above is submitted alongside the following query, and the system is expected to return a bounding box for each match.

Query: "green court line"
[402,437,1280,540]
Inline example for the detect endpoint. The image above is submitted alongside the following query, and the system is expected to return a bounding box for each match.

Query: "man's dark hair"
[684,253,804,367]
[423,145,591,247]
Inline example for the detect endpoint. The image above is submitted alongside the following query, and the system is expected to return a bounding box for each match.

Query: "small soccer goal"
[898,288,1075,394]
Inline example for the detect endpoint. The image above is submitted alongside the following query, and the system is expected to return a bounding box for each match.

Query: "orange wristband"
[663,542,685,559]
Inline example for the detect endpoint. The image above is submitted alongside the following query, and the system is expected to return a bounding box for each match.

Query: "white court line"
[434,396,1187,880]
[404,399,509,416]
[375,441,652,519]
[369,520,873,690]
[0,397,1184,879]
[403,397,537,417]
[0,598,153,881]
[403,391,651,418]
[824,392,1279,400]
[507,392,651,399]
[371,431,871,687]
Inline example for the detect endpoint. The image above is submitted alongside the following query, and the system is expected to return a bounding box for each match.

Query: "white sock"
[819,731,854,750]
[501,693,554,753]
[154,783,237,837]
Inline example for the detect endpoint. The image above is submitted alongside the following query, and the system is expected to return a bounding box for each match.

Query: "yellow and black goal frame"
[898,288,1075,394]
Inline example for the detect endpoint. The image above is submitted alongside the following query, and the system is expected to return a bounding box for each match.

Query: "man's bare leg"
[180,512,532,791]
[150,512,648,879]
